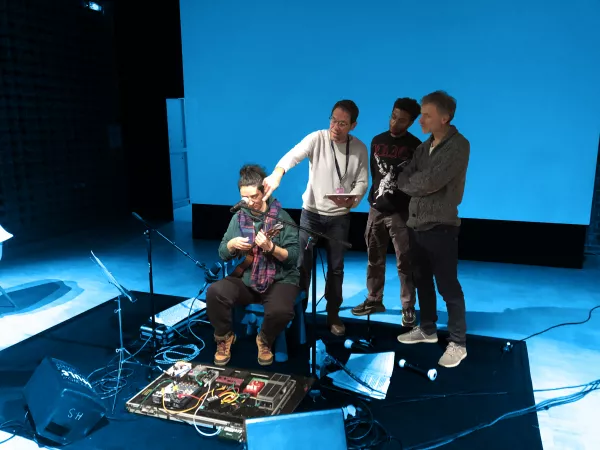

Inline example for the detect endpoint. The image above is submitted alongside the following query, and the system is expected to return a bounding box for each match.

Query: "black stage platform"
[0,292,543,449]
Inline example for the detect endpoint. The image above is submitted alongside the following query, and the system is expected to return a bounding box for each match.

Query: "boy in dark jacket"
[352,98,421,329]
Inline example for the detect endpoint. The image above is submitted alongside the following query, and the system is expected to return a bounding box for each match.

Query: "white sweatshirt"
[276,129,369,216]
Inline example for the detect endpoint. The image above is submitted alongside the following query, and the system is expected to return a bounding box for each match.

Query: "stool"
[240,294,306,362]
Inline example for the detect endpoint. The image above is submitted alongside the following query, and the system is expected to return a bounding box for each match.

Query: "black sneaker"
[402,307,416,327]
[351,299,386,316]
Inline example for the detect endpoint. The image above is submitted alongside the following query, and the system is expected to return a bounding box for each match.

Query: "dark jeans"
[298,209,351,314]
[206,276,299,346]
[365,207,415,309]
[410,225,466,345]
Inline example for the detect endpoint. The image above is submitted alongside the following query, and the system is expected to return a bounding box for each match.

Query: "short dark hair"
[331,100,359,124]
[238,164,266,192]
[393,97,421,121]
[421,91,457,121]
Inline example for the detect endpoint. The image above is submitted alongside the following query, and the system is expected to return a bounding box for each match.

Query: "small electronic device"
[325,193,358,200]
[139,296,207,346]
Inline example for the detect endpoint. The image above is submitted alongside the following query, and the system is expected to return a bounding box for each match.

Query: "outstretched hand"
[262,169,284,201]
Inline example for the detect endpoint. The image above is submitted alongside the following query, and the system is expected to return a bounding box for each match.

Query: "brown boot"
[327,312,346,336]
[256,333,274,366]
[214,332,236,366]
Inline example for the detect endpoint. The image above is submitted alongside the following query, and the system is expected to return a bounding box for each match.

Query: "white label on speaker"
[68,408,84,421]
[60,369,93,391]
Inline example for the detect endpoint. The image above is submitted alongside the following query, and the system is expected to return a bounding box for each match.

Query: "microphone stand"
[131,212,215,376]
[232,205,351,391]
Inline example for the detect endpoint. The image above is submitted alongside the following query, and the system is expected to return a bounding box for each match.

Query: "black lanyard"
[330,137,350,187]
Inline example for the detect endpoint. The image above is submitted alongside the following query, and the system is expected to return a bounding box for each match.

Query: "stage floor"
[0,291,542,450]
[1,208,599,449]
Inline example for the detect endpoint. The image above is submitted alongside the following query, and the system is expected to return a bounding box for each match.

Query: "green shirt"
[218,198,300,288]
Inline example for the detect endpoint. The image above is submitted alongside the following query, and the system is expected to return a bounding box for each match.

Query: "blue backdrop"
[180,0,599,225]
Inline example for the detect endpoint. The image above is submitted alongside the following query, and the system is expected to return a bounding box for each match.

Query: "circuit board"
[125,361,313,441]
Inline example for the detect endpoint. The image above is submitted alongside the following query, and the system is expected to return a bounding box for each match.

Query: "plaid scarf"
[238,199,282,293]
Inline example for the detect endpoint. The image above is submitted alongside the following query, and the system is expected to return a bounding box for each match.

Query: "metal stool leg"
[0,284,16,308]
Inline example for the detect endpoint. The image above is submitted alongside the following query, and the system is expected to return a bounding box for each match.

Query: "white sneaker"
[438,342,467,368]
[397,326,438,344]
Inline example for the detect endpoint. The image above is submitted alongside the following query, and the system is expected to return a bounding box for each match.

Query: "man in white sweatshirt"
[262,100,369,336]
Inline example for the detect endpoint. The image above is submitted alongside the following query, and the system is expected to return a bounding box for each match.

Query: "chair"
[239,293,306,363]
[0,225,16,308]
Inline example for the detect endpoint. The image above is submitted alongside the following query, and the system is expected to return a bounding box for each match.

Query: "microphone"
[198,262,223,296]
[230,198,249,213]
[205,262,222,281]
[131,211,153,230]
[398,359,437,381]
[344,338,373,351]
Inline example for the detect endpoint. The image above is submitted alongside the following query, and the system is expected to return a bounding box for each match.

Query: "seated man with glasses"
[262,100,369,336]
[206,164,300,367]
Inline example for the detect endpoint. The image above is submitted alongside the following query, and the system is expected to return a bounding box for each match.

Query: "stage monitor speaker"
[244,408,347,450]
[23,356,107,445]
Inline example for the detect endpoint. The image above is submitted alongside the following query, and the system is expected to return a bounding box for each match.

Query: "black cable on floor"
[343,379,600,448]
[382,390,509,407]
[403,378,600,450]
[0,412,52,449]
[518,304,600,343]
[0,420,22,446]
[344,400,403,449]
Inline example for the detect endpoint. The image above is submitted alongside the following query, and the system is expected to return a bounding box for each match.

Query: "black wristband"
[264,241,276,255]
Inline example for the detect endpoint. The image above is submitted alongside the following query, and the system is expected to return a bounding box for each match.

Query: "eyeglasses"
[329,116,349,128]
[244,192,263,203]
